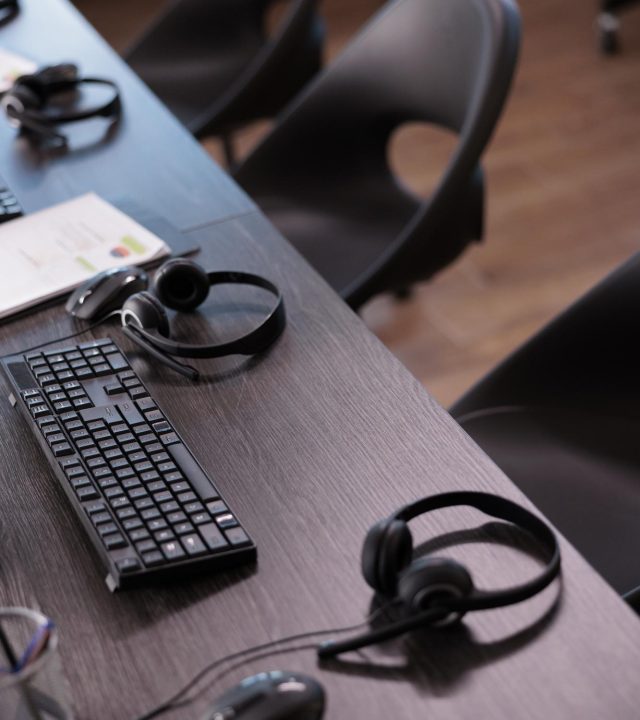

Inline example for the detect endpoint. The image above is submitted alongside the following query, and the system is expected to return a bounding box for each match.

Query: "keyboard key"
[134,497,154,510]
[207,500,228,515]
[225,527,251,547]
[174,522,194,535]
[182,534,206,556]
[178,492,197,504]
[167,444,218,501]
[104,533,127,550]
[107,353,128,371]
[148,518,168,532]
[154,529,174,543]
[160,501,180,514]
[142,551,163,567]
[92,512,112,525]
[52,442,73,457]
[184,502,204,514]
[130,528,150,542]
[136,539,157,554]
[80,405,123,425]
[85,501,106,515]
[152,420,171,434]
[111,497,130,509]
[98,522,119,536]
[216,514,239,529]
[77,486,99,501]
[160,432,179,446]
[199,523,228,551]
[123,518,143,531]
[116,507,137,521]
[167,512,188,525]
[161,540,186,561]
[117,400,143,426]
[136,397,156,412]
[116,557,141,574]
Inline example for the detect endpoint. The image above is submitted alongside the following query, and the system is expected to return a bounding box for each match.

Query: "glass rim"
[0,607,59,690]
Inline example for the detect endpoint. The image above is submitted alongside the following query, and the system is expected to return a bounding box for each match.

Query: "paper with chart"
[0,193,170,319]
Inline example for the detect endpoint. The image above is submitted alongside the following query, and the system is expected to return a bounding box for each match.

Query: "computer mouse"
[65,266,149,320]
[201,671,325,720]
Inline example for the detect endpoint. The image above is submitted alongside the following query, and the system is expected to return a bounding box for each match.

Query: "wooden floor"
[76,0,640,407]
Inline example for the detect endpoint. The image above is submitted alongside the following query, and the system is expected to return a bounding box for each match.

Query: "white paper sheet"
[0,193,170,319]
[0,48,37,93]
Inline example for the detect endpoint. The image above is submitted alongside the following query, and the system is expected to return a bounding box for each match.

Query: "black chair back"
[236,0,521,308]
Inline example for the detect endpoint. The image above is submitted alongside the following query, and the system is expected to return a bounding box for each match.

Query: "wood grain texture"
[0,0,254,231]
[0,2,640,719]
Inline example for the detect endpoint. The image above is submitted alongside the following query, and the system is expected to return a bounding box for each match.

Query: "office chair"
[234,0,521,310]
[598,0,639,53]
[124,0,325,166]
[450,254,640,610]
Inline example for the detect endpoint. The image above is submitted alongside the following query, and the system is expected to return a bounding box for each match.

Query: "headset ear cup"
[153,259,210,312]
[9,83,41,109]
[122,291,170,337]
[397,557,474,625]
[361,518,413,596]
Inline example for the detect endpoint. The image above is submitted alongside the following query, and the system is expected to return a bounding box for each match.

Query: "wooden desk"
[1,2,639,718]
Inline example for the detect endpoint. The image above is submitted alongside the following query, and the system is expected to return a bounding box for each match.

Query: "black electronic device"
[1,63,121,144]
[0,0,18,20]
[1,337,256,590]
[0,174,23,223]
[202,671,325,720]
[318,491,561,658]
[67,258,286,381]
[66,266,149,321]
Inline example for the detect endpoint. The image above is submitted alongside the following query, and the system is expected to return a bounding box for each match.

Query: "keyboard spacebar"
[167,444,218,501]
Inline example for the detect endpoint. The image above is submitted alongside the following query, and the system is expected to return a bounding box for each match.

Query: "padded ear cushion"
[8,83,41,110]
[121,291,170,337]
[361,518,413,596]
[154,259,210,312]
[397,557,474,623]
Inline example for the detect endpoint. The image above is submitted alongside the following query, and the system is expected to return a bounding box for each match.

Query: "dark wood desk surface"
[1,2,640,718]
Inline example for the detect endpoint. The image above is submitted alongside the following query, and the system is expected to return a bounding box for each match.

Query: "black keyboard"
[1,338,256,590]
[0,176,23,223]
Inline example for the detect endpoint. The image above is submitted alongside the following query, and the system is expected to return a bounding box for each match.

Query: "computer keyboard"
[1,337,256,590]
[0,176,23,223]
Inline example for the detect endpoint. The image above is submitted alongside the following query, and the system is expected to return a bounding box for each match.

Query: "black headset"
[121,259,286,380]
[0,0,18,19]
[318,491,561,658]
[1,63,121,143]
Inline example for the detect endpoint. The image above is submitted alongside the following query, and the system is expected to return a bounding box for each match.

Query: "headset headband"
[394,491,561,611]
[2,65,121,140]
[124,270,286,358]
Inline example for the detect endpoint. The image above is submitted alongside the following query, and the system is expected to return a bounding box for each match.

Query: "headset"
[120,258,286,380]
[318,491,561,658]
[1,63,121,143]
[0,0,18,18]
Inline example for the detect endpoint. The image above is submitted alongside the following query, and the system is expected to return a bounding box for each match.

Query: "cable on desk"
[133,604,394,720]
